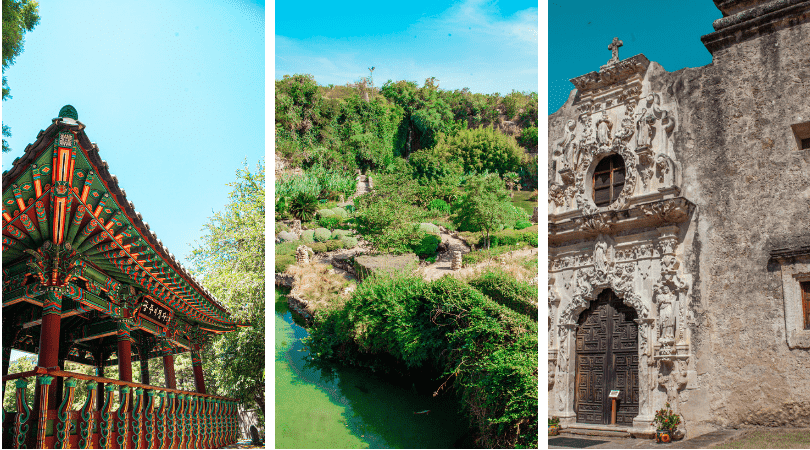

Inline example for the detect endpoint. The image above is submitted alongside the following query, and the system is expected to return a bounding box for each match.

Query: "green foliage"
[289,192,318,221]
[514,220,532,230]
[468,270,538,319]
[451,173,514,247]
[325,239,345,252]
[517,126,538,150]
[276,165,356,201]
[653,403,682,431]
[479,225,538,248]
[355,196,425,254]
[427,198,450,213]
[317,216,340,230]
[462,244,528,267]
[3,0,40,152]
[306,275,538,448]
[189,160,265,420]
[317,209,336,219]
[330,206,349,219]
[409,146,464,184]
[418,222,440,234]
[413,233,440,257]
[433,126,523,177]
[331,229,352,239]
[299,229,315,243]
[340,235,358,248]
[276,254,295,273]
[314,227,331,242]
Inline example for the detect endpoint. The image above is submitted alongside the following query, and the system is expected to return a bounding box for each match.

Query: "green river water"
[275,289,472,449]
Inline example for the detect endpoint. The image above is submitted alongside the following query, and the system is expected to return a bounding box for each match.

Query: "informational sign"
[609,390,622,398]
[139,297,171,325]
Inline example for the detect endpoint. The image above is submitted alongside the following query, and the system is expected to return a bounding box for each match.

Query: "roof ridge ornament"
[604,37,623,68]
[58,105,79,120]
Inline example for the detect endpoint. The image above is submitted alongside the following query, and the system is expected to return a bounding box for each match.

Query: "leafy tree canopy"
[452,173,515,247]
[190,160,265,424]
[2,0,40,152]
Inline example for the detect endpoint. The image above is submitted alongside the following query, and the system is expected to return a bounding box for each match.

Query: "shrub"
[462,244,527,266]
[318,216,340,230]
[331,207,349,219]
[308,242,328,253]
[418,223,441,234]
[341,236,359,248]
[325,239,345,252]
[433,126,523,177]
[277,231,298,242]
[314,228,331,242]
[331,229,352,239]
[468,270,538,320]
[413,233,441,257]
[300,230,315,243]
[275,254,295,273]
[275,240,300,256]
[289,192,318,221]
[275,222,290,234]
[514,220,532,230]
[318,209,336,219]
[427,198,450,213]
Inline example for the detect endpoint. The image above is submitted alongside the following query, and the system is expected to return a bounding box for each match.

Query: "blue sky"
[548,0,720,114]
[2,0,265,270]
[275,0,538,94]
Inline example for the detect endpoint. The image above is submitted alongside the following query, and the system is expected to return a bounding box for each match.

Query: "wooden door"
[575,289,639,425]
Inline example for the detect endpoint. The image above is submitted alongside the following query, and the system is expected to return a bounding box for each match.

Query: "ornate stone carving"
[639,198,691,223]
[596,114,613,145]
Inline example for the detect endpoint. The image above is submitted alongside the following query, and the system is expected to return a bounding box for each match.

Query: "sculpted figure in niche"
[594,239,609,274]
[636,109,655,149]
[657,285,677,344]
[554,120,576,167]
[596,114,613,145]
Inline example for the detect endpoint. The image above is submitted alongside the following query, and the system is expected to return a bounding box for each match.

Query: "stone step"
[560,424,633,438]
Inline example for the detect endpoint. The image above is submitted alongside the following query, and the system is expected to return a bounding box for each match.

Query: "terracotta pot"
[656,429,673,444]
[548,424,560,436]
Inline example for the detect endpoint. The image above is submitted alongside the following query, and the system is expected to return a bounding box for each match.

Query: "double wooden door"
[575,289,639,425]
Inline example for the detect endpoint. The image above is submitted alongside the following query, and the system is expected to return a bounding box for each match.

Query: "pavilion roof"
[2,106,239,333]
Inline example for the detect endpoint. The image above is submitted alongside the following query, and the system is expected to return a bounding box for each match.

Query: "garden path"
[421,228,471,281]
[338,174,370,207]
[421,245,538,282]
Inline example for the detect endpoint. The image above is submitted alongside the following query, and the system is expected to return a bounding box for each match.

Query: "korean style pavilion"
[2,106,242,448]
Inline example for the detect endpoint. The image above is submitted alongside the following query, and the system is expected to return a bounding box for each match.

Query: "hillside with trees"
[275,74,538,448]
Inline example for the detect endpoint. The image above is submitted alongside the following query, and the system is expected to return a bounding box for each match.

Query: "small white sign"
[609,390,621,398]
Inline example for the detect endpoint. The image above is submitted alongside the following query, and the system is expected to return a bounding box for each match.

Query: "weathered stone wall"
[652,18,810,428]
[548,15,810,431]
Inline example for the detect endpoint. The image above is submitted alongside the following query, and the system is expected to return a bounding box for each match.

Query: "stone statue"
[636,109,655,148]
[594,238,609,274]
[553,120,576,167]
[596,115,613,145]
[657,285,677,343]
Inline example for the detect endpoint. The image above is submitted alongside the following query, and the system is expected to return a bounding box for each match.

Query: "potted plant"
[652,403,681,443]
[548,416,561,436]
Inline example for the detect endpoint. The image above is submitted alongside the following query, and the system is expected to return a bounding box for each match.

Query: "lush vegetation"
[190,160,265,428]
[3,0,41,153]
[275,73,539,448]
[306,274,538,448]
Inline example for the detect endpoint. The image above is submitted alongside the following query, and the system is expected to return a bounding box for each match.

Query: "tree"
[189,160,265,425]
[433,126,523,177]
[2,0,40,152]
[452,173,513,248]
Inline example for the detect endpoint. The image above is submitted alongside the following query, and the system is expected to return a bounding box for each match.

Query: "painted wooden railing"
[2,367,239,449]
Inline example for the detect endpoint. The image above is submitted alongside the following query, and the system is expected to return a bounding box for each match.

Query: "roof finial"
[58,105,78,120]
[607,37,623,65]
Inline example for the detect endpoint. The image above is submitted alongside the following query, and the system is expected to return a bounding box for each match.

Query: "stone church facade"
[548,0,810,437]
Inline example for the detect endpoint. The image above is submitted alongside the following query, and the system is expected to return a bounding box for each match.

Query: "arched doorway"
[575,289,639,425]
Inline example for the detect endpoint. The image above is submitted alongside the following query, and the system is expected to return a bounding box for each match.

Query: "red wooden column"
[191,346,207,394]
[36,291,63,409]
[117,319,133,382]
[162,344,177,389]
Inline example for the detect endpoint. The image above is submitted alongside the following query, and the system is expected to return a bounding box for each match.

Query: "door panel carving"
[575,290,639,425]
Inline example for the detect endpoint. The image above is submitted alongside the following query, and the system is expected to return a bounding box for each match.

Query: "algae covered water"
[275,289,472,448]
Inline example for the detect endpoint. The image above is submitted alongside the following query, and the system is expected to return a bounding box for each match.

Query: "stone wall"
[548,9,810,433]
[653,17,810,428]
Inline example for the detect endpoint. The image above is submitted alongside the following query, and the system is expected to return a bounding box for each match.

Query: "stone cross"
[607,37,623,64]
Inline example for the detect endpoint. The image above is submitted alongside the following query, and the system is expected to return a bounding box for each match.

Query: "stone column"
[451,251,462,270]
[191,347,206,394]
[36,291,63,409]
[162,345,177,389]
[556,323,578,424]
